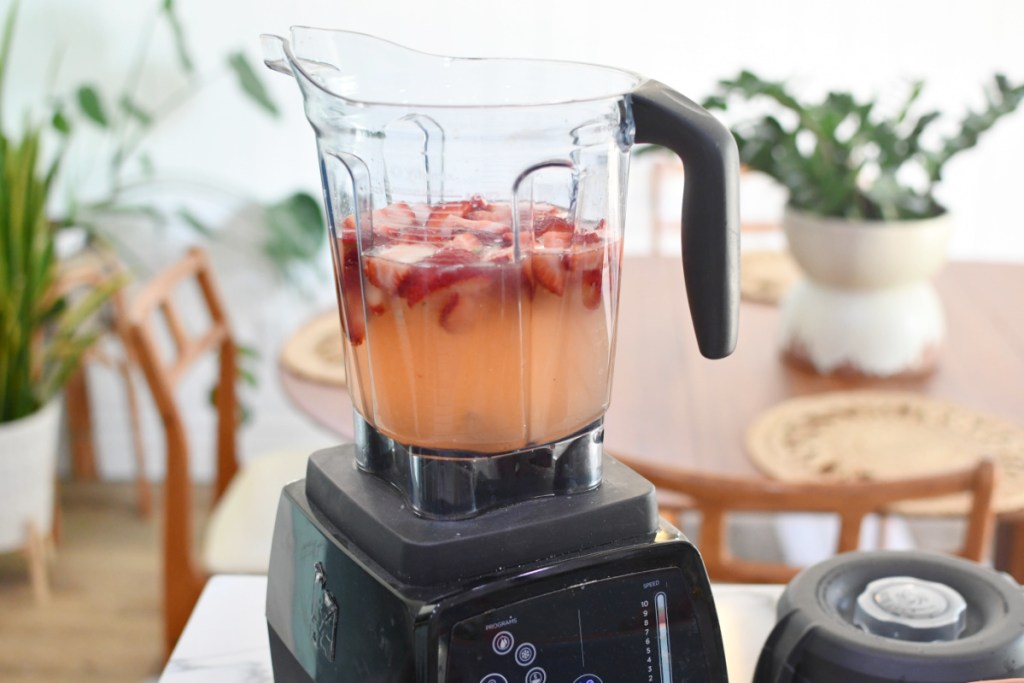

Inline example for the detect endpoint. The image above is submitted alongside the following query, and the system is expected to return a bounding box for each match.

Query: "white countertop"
[160,575,783,683]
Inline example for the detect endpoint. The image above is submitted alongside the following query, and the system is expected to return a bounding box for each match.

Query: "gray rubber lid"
[854,576,967,642]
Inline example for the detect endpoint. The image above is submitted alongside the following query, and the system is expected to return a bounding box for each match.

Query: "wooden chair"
[609,451,998,584]
[56,247,152,516]
[127,247,310,653]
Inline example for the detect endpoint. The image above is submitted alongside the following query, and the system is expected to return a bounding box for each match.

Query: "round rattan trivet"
[740,249,800,305]
[279,312,346,387]
[746,391,1024,515]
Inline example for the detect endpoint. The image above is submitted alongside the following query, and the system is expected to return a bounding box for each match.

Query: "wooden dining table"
[279,256,1024,577]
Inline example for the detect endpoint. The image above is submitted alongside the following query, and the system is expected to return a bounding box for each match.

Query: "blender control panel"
[446,568,708,683]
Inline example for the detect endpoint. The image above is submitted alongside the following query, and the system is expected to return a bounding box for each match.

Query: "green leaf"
[262,192,324,274]
[161,0,194,74]
[239,367,258,387]
[0,0,18,124]
[178,208,213,236]
[237,343,260,359]
[228,52,279,117]
[76,85,109,127]
[51,108,71,134]
[118,95,153,126]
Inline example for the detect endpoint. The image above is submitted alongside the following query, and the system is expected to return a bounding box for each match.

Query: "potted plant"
[0,8,121,597]
[703,71,1024,376]
[0,0,323,598]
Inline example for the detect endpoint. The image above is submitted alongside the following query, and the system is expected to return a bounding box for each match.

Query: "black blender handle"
[630,79,740,359]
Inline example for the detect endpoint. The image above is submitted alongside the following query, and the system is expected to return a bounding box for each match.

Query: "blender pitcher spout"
[259,34,292,76]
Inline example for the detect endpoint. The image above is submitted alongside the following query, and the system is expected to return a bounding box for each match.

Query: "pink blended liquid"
[332,196,622,453]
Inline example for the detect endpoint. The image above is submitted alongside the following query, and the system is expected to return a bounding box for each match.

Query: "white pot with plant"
[0,7,118,598]
[704,71,1024,377]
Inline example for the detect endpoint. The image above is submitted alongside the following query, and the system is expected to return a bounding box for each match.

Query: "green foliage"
[0,1,324,422]
[0,4,121,421]
[262,191,325,280]
[227,52,280,118]
[702,70,1024,221]
[75,85,108,127]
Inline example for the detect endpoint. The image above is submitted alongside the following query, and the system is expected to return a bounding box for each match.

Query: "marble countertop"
[160,575,783,682]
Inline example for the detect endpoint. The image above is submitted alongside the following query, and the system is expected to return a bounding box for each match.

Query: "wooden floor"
[0,482,209,683]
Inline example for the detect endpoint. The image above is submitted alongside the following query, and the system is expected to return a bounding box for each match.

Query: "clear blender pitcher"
[262,28,738,518]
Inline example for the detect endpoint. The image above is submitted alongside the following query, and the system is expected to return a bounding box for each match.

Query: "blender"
[261,27,738,682]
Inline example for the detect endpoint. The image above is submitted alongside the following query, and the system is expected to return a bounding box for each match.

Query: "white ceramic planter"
[0,400,62,550]
[778,208,952,377]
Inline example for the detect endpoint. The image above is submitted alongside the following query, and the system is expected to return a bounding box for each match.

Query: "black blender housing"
[266,447,730,683]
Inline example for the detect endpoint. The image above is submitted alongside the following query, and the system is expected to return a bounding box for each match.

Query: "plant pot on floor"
[0,399,62,601]
[778,208,952,377]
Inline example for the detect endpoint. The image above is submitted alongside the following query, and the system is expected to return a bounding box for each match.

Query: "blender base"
[305,443,658,585]
[266,446,729,683]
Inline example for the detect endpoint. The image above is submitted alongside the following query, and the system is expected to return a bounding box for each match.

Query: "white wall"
[7,0,1023,480]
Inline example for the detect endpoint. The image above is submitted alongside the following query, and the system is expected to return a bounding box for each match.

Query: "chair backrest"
[126,247,239,650]
[610,451,998,584]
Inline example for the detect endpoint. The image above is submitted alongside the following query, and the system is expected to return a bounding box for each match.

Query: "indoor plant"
[704,71,1024,376]
[0,8,118,570]
[0,0,321,580]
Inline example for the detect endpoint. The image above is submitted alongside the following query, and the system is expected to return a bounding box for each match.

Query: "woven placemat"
[279,312,347,387]
[740,250,800,305]
[746,391,1024,515]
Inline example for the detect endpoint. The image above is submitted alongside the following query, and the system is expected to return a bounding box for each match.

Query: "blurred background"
[1,0,1022,680]
[4,0,1021,484]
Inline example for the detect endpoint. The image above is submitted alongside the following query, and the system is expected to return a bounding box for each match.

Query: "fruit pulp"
[332,196,622,453]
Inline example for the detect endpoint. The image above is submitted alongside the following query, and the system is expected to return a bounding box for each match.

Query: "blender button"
[572,677,603,683]
[526,667,547,683]
[514,643,536,666]
[492,631,515,655]
[481,675,508,683]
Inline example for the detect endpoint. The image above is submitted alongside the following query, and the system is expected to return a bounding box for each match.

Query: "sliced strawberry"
[337,260,366,345]
[581,269,603,309]
[365,285,386,316]
[483,246,514,264]
[438,291,483,333]
[465,203,513,223]
[520,256,535,295]
[341,290,366,344]
[540,230,572,250]
[336,231,359,270]
[532,252,566,295]
[426,201,472,228]
[439,214,507,233]
[447,232,483,253]
[371,202,419,242]
[364,243,437,294]
[374,202,417,225]
[533,214,574,236]
[566,242,605,272]
[572,230,602,247]
[399,248,485,306]
[341,214,357,230]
